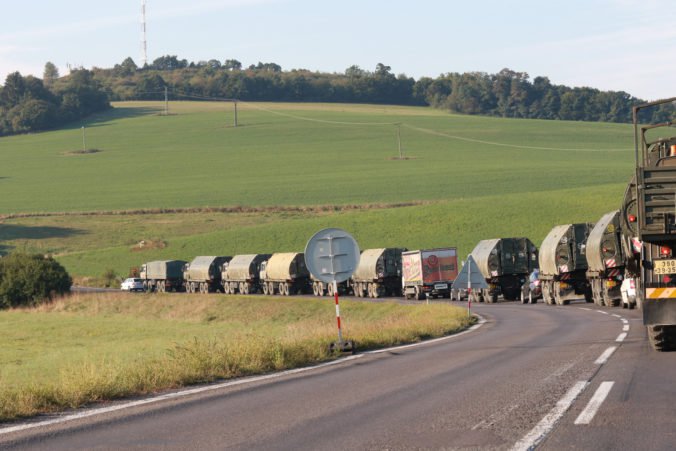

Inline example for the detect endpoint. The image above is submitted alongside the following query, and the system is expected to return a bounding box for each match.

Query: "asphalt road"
[1,300,674,450]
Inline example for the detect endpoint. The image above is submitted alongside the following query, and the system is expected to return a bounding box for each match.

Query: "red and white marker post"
[333,280,344,345]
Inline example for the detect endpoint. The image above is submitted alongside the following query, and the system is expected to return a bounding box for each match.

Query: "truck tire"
[553,282,570,305]
[355,283,364,298]
[647,325,668,351]
[327,283,334,297]
[602,284,619,307]
[542,281,553,305]
[591,279,604,306]
[262,282,269,295]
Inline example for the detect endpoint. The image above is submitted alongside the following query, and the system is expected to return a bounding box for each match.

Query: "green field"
[0,101,635,279]
[0,293,471,420]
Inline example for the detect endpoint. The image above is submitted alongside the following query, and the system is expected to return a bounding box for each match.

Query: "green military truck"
[140,260,187,292]
[222,254,271,294]
[470,238,538,303]
[623,96,676,351]
[183,256,231,293]
[260,252,310,296]
[350,248,406,298]
[539,224,594,305]
[586,211,626,307]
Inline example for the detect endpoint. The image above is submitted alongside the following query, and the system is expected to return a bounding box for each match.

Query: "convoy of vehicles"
[470,238,538,303]
[124,97,673,350]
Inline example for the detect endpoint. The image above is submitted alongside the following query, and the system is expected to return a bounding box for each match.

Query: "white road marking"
[621,318,629,324]
[511,381,589,451]
[611,314,622,318]
[616,332,627,342]
[578,307,592,311]
[0,316,487,436]
[594,346,617,365]
[597,310,609,315]
[574,381,615,425]
[623,325,630,332]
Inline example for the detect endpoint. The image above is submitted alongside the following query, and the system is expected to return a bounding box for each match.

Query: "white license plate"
[434,283,448,290]
[654,259,676,274]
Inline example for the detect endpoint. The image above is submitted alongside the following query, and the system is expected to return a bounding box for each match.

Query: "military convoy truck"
[470,238,538,303]
[140,260,187,292]
[260,252,310,296]
[402,248,458,300]
[350,248,406,298]
[586,211,625,307]
[222,254,271,294]
[183,256,231,293]
[539,224,594,305]
[622,97,676,351]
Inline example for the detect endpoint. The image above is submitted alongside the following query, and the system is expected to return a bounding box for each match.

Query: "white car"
[621,278,636,309]
[121,278,144,292]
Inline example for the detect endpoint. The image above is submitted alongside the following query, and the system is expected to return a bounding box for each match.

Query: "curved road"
[1,301,674,450]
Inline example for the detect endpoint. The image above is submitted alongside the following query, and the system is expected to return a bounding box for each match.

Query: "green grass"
[0,101,636,279]
[0,101,634,214]
[0,293,472,420]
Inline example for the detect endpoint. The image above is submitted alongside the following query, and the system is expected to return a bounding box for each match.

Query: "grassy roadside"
[0,293,473,422]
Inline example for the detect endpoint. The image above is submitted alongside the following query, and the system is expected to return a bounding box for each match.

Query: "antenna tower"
[141,0,148,66]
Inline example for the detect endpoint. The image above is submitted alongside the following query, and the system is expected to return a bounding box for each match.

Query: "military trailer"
[183,256,231,293]
[402,248,458,300]
[622,96,676,351]
[260,252,310,296]
[350,248,406,298]
[470,238,538,303]
[140,260,187,293]
[222,254,271,294]
[586,211,626,307]
[539,223,594,305]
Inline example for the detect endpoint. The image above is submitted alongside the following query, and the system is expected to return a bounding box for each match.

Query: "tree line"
[1,56,672,136]
[0,66,110,136]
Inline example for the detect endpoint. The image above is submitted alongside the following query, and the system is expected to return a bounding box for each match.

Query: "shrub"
[0,253,72,308]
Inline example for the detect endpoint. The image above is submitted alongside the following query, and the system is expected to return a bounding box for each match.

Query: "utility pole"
[234,100,238,127]
[164,86,168,115]
[396,124,403,159]
[81,126,86,152]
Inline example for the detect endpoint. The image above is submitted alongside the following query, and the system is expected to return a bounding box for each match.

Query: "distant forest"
[1,55,673,136]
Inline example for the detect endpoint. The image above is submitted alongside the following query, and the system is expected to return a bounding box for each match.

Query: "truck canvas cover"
[225,254,270,280]
[586,211,623,272]
[264,253,309,280]
[471,238,537,278]
[540,224,593,276]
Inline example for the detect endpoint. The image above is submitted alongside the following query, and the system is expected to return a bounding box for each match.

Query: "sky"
[0,0,674,101]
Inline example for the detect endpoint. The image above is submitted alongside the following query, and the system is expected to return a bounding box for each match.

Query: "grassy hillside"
[0,101,635,279]
[0,101,632,213]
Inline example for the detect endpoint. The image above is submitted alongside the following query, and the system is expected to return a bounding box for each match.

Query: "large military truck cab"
[629,97,676,350]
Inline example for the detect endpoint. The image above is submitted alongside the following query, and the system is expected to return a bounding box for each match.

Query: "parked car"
[621,278,637,309]
[121,278,144,292]
[521,269,542,304]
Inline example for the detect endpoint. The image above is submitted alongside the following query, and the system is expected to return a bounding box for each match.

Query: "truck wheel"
[374,284,383,298]
[529,291,536,304]
[542,281,552,305]
[592,279,604,306]
[224,283,230,294]
[327,283,334,297]
[262,282,269,295]
[521,290,528,304]
[312,282,318,296]
[602,284,618,307]
[355,283,363,297]
[648,325,668,351]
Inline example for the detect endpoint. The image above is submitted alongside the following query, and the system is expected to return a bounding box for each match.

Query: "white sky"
[0,0,674,100]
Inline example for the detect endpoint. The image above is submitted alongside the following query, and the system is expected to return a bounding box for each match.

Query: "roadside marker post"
[305,228,360,353]
[452,255,488,318]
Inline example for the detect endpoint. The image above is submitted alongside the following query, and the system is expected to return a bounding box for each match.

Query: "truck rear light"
[663,275,672,284]
[660,246,672,257]
[628,214,637,223]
